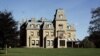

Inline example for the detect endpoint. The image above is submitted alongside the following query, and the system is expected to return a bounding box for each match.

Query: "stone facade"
[20,8,78,48]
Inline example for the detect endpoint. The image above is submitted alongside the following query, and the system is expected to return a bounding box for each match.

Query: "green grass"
[0,48,100,56]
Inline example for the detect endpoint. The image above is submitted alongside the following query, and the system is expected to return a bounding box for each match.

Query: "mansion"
[20,8,79,48]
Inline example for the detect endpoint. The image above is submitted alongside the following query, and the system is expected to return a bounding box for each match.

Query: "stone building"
[20,8,79,48]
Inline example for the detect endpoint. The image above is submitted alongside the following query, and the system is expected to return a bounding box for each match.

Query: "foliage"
[0,10,19,49]
[89,7,100,33]
[89,31,100,47]
[82,37,95,48]
[87,7,100,48]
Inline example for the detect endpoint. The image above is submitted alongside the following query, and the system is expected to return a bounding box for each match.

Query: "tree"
[89,7,100,33]
[82,36,95,48]
[88,7,100,48]
[0,10,18,50]
[89,31,100,47]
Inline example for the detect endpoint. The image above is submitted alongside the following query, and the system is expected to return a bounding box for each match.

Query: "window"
[31,24,35,28]
[36,40,39,46]
[59,33,63,39]
[46,32,49,36]
[46,24,49,28]
[51,32,54,37]
[68,33,71,37]
[36,24,40,28]
[59,24,63,29]
[59,14,63,19]
[60,33,63,36]
[32,40,35,45]
[49,24,51,28]
[30,31,34,36]
[60,40,65,46]
[31,34,34,36]
[58,31,64,37]
[67,26,71,29]
[47,40,50,46]
[51,40,53,46]
[37,32,39,36]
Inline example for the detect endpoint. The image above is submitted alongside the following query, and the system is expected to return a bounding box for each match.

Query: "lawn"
[0,48,100,56]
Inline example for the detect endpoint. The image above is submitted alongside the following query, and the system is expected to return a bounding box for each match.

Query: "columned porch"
[67,38,80,48]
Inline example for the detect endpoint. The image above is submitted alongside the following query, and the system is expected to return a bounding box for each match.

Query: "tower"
[54,8,67,48]
[54,8,67,38]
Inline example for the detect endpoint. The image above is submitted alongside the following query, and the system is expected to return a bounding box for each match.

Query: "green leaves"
[0,10,19,48]
[87,7,100,48]
[89,7,100,33]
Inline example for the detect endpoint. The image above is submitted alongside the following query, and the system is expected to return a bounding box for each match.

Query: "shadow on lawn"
[0,49,5,54]
[0,52,5,54]
[0,51,5,54]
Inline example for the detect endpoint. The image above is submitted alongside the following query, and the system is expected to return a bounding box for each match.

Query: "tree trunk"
[5,44,7,55]
[72,41,73,48]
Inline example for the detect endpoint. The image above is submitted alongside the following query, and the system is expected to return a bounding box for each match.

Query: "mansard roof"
[43,21,54,30]
[26,17,54,30]
[38,17,47,22]
[26,21,42,30]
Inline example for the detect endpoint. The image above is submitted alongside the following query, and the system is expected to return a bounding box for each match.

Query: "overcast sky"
[0,0,100,40]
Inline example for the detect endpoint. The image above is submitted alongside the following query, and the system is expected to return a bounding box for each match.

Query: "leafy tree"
[89,7,100,33]
[89,31,100,48]
[88,7,100,48]
[82,36,95,48]
[0,10,18,49]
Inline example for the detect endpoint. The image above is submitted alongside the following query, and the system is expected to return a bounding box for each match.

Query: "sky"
[0,0,100,40]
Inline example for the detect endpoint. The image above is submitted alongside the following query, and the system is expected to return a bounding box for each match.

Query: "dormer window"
[49,24,51,28]
[46,24,50,28]
[36,24,40,28]
[67,26,71,29]
[30,24,35,28]
[59,14,63,19]
[46,24,49,28]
